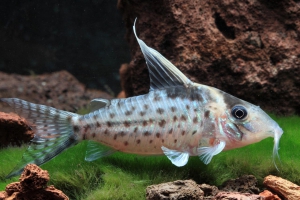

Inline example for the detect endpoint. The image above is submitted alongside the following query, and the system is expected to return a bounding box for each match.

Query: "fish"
[1,19,283,178]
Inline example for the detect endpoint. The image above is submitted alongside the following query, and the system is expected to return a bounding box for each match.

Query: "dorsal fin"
[90,98,110,111]
[133,19,193,91]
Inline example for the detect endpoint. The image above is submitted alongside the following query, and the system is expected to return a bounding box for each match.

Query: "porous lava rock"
[264,175,300,200]
[221,175,260,194]
[0,164,68,200]
[259,190,281,200]
[146,180,204,200]
[215,191,263,200]
[118,0,300,115]
[0,112,34,147]
[198,184,218,200]
[118,63,131,98]
[0,70,112,113]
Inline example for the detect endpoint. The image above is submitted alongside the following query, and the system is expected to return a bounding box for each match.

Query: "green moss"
[0,115,299,199]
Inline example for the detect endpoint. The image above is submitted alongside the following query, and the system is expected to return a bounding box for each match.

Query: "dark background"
[0,0,130,95]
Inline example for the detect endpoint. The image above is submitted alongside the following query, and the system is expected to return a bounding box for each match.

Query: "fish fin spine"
[161,146,189,167]
[197,139,226,164]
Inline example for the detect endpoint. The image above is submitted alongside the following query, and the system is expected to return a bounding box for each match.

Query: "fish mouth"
[272,125,283,170]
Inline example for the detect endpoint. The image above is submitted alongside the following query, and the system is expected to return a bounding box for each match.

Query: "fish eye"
[231,105,247,120]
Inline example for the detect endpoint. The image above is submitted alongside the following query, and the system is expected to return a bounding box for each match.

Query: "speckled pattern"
[73,87,207,155]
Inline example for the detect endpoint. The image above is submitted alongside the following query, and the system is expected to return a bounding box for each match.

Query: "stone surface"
[0,112,34,147]
[0,70,112,113]
[146,180,204,200]
[264,175,300,200]
[19,163,49,192]
[259,190,281,200]
[118,0,300,115]
[215,191,263,200]
[1,164,68,200]
[0,192,7,200]
[221,175,260,194]
[198,184,218,200]
[119,63,132,98]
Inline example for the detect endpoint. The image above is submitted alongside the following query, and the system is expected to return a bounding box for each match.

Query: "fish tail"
[0,98,80,178]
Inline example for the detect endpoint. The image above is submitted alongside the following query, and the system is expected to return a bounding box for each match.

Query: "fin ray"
[85,141,115,162]
[197,140,226,164]
[161,146,189,167]
[1,98,79,178]
[133,19,192,91]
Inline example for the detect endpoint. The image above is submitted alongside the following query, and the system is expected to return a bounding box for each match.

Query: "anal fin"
[161,146,189,167]
[197,139,226,164]
[85,141,115,162]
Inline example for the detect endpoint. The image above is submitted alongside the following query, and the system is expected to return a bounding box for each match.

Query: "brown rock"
[118,0,300,115]
[119,63,132,98]
[0,112,34,147]
[259,190,281,200]
[1,164,68,200]
[221,175,260,194]
[5,182,21,196]
[117,90,126,98]
[264,175,300,200]
[0,192,7,200]
[198,184,218,200]
[18,163,49,192]
[146,180,204,200]
[215,191,263,200]
[0,70,112,113]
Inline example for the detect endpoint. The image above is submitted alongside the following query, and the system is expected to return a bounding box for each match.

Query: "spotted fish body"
[75,86,209,156]
[1,20,283,178]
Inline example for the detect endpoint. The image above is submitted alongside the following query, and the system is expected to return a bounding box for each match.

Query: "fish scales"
[1,19,283,178]
[74,89,204,155]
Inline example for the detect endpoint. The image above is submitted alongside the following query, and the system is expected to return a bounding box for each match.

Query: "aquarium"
[0,0,300,200]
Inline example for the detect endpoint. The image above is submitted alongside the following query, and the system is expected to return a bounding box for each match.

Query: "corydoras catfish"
[1,20,283,178]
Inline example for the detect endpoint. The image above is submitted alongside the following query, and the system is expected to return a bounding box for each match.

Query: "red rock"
[119,63,132,98]
[199,183,218,199]
[0,112,34,147]
[1,164,69,200]
[117,90,126,98]
[146,180,204,200]
[264,175,300,200]
[221,175,260,194]
[259,190,281,200]
[19,163,49,192]
[5,182,21,196]
[0,192,7,200]
[118,0,300,115]
[0,70,112,113]
[215,191,263,200]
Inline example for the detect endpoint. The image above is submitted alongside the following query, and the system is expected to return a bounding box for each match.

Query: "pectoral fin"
[85,141,115,162]
[161,146,189,167]
[197,140,226,164]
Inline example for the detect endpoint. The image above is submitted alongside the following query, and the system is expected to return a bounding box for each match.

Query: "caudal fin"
[0,98,80,178]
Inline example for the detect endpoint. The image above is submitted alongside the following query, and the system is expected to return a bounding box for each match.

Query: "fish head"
[218,90,283,166]
[194,83,283,166]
